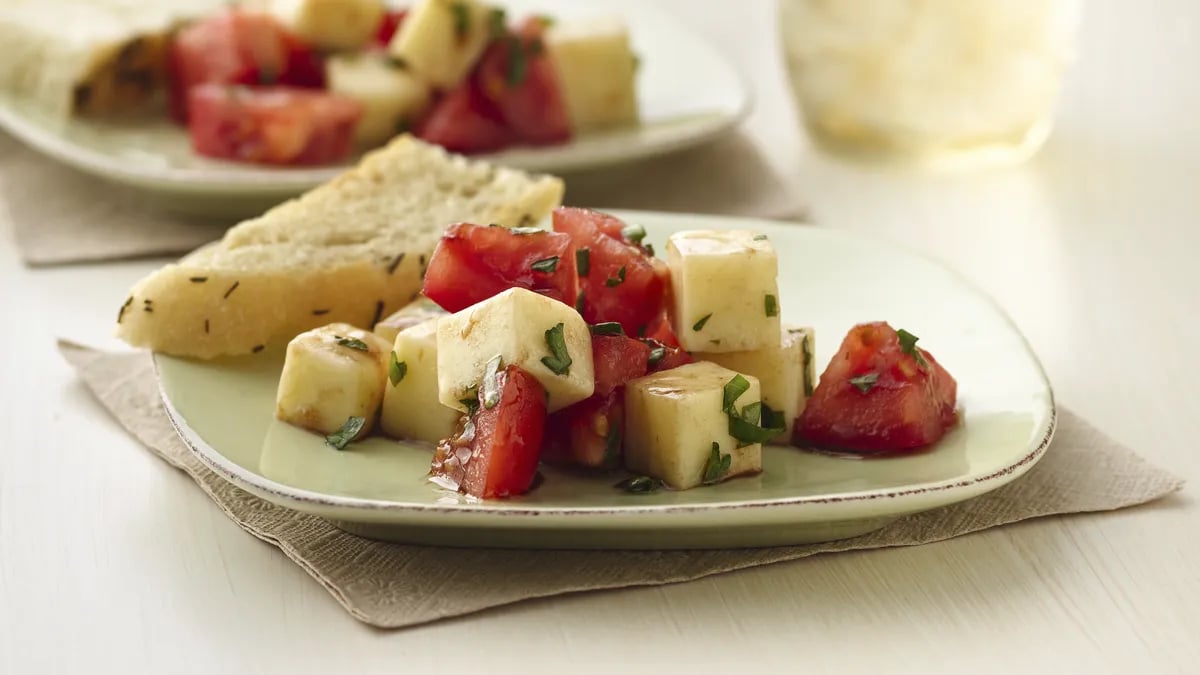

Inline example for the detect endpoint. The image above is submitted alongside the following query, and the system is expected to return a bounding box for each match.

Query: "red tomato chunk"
[187,85,361,165]
[431,365,547,499]
[552,207,668,336]
[591,335,651,396]
[169,9,325,122]
[374,9,408,46]
[414,83,515,154]
[543,389,625,470]
[422,223,577,312]
[796,322,958,453]
[473,17,570,146]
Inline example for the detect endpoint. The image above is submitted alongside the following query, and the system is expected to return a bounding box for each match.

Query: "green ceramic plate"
[156,211,1055,549]
[0,0,749,218]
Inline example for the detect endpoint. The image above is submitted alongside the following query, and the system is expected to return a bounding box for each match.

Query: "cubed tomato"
[542,389,624,470]
[591,335,651,396]
[644,312,681,347]
[168,9,325,122]
[374,8,408,46]
[473,17,570,145]
[430,365,547,498]
[795,322,958,453]
[553,207,668,336]
[413,83,514,154]
[187,85,361,165]
[422,223,577,312]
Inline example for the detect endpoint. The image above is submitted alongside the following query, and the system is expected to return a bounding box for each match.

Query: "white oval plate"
[0,0,749,217]
[155,211,1055,549]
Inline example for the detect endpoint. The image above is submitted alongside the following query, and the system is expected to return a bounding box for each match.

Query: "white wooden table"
[2,1,1197,673]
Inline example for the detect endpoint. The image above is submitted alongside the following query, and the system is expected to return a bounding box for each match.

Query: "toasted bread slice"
[116,135,564,358]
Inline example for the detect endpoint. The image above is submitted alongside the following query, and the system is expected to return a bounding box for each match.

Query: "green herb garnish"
[487,6,507,38]
[574,289,586,314]
[590,322,624,336]
[531,256,559,273]
[450,1,470,40]
[647,345,666,368]
[481,355,503,409]
[605,266,626,287]
[325,416,365,450]
[459,391,480,417]
[576,248,590,276]
[753,234,768,241]
[388,351,407,386]
[621,223,646,245]
[505,36,527,86]
[849,372,879,393]
[336,336,369,351]
[533,13,556,27]
[728,402,784,445]
[722,374,751,412]
[540,323,572,375]
[615,475,662,494]
[604,425,622,466]
[801,331,815,397]
[761,403,786,430]
[702,442,731,485]
[692,313,712,332]
[764,294,778,317]
[897,328,928,367]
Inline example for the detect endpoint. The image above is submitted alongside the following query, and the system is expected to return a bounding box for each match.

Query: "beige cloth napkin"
[4,130,804,266]
[60,341,1183,630]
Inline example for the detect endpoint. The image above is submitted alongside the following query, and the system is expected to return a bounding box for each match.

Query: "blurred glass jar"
[779,0,1082,168]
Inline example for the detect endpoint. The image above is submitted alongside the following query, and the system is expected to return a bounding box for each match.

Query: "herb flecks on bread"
[116,135,564,359]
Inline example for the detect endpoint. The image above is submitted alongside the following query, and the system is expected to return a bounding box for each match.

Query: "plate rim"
[153,210,1057,521]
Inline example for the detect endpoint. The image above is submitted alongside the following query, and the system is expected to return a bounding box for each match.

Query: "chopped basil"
[505,35,528,85]
[702,442,732,485]
[801,332,815,397]
[722,374,751,412]
[540,323,572,375]
[761,403,786,430]
[481,355,503,409]
[896,328,929,367]
[450,1,470,39]
[753,234,769,241]
[325,416,365,450]
[603,425,622,466]
[605,266,626,287]
[764,294,779,317]
[574,289,586,314]
[590,322,624,336]
[692,313,712,332]
[388,352,407,386]
[336,336,369,352]
[189,276,208,283]
[385,55,408,70]
[459,388,480,417]
[508,226,543,235]
[644,242,656,257]
[530,256,559,273]
[647,345,666,368]
[487,6,507,38]
[849,372,879,393]
[620,223,646,245]
[576,248,590,276]
[615,475,662,494]
[728,402,784,445]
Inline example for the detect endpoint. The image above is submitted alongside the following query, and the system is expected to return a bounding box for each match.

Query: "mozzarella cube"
[275,323,391,438]
[327,52,432,146]
[696,326,815,443]
[379,318,461,443]
[544,18,639,133]
[437,287,593,413]
[624,361,763,490]
[270,0,386,51]
[667,230,781,353]
[374,295,447,344]
[388,0,493,90]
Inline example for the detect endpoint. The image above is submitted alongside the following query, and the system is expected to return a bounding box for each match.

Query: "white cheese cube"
[270,0,386,51]
[379,318,461,443]
[667,230,782,353]
[696,326,815,443]
[275,323,391,439]
[327,52,433,146]
[624,361,763,490]
[544,18,639,133]
[436,287,594,413]
[388,0,493,90]
[373,295,447,344]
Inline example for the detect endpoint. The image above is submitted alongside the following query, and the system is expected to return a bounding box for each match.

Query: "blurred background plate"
[0,0,750,216]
